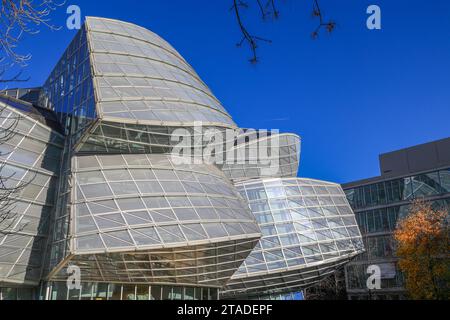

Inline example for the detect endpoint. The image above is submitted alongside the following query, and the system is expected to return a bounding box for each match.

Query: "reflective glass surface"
[222,178,364,298]
[0,102,63,284]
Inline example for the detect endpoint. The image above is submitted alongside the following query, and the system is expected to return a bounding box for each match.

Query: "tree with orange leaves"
[394,200,450,300]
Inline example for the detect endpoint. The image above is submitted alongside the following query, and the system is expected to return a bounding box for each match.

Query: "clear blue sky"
[9,0,450,183]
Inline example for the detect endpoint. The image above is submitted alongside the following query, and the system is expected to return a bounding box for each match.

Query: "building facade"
[343,138,450,300]
[0,17,363,300]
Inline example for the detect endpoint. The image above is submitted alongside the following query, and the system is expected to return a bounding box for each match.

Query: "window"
[104,169,132,181]
[184,287,195,300]
[440,169,450,193]
[246,188,267,201]
[92,283,108,300]
[110,181,138,195]
[136,286,149,300]
[171,287,183,300]
[203,223,228,238]
[266,187,286,198]
[150,286,161,300]
[122,285,136,300]
[81,183,112,198]
[279,233,299,246]
[412,172,440,197]
[78,171,105,184]
[108,284,122,300]
[80,283,93,300]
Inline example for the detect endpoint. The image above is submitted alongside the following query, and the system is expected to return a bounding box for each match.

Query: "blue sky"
[8,0,450,183]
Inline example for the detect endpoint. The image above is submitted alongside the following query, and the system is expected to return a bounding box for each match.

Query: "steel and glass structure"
[343,138,450,300]
[0,17,363,300]
[222,178,363,299]
[0,96,63,299]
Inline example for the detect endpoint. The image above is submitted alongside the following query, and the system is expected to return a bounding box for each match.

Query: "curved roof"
[85,17,237,128]
[220,133,301,181]
[222,177,364,297]
[72,154,261,255]
[67,153,262,285]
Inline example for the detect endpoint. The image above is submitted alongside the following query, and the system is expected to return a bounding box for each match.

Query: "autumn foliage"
[394,200,450,300]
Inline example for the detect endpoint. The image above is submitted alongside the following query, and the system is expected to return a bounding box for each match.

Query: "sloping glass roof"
[71,154,261,255]
[85,17,236,128]
[0,95,63,134]
[222,178,365,298]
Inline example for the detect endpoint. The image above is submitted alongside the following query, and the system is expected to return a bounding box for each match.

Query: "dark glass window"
[367,210,375,233]
[171,287,183,300]
[440,169,450,193]
[412,172,440,197]
[2,288,17,300]
[108,284,122,300]
[92,283,108,300]
[68,288,80,300]
[80,283,93,300]
[122,285,136,300]
[377,182,386,204]
[136,285,149,300]
[150,286,161,300]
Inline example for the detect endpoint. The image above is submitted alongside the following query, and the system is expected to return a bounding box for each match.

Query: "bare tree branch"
[231,0,335,63]
[311,0,336,39]
[0,1,62,235]
[0,104,35,236]
[0,0,64,84]
[231,0,273,64]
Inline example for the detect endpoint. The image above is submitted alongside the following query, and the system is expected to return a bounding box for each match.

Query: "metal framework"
[0,17,364,300]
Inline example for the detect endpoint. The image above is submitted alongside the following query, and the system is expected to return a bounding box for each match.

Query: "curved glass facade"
[73,154,259,252]
[220,133,301,182]
[221,178,364,298]
[0,17,363,300]
[86,17,236,128]
[0,100,63,286]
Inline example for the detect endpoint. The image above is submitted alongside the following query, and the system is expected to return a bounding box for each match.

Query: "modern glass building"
[343,138,450,300]
[0,17,363,300]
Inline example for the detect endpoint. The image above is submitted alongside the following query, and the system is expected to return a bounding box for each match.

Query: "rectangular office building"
[343,138,450,299]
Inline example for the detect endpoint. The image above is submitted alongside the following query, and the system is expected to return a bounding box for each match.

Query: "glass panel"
[204,223,228,238]
[108,284,122,300]
[440,169,450,193]
[201,288,209,300]
[194,287,202,300]
[92,283,108,300]
[246,188,267,201]
[17,288,34,300]
[80,283,93,300]
[184,287,194,300]
[78,171,105,184]
[81,183,112,198]
[171,287,183,300]
[1,288,17,300]
[411,172,440,197]
[50,282,68,300]
[122,285,136,300]
[150,285,161,300]
[68,288,81,300]
[161,287,171,300]
[136,285,149,300]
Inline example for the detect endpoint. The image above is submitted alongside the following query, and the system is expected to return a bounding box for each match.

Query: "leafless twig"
[0,104,34,236]
[0,0,64,83]
[231,0,335,63]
